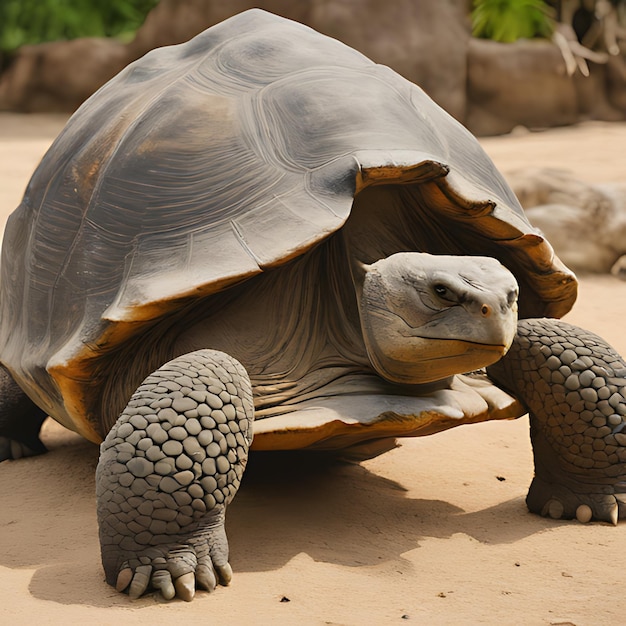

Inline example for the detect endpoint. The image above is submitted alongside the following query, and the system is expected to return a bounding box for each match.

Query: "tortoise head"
[354,252,519,385]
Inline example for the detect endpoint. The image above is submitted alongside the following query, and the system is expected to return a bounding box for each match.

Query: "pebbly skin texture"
[96,349,254,601]
[488,318,626,525]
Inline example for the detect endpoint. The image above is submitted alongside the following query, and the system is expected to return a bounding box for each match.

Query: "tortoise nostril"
[481,304,491,317]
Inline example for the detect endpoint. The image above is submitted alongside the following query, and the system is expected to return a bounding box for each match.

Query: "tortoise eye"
[433,283,459,305]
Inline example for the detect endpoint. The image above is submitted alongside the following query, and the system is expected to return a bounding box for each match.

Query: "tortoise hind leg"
[488,318,626,524]
[96,349,253,601]
[0,364,47,461]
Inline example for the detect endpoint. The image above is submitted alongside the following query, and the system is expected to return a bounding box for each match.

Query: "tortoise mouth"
[397,319,511,350]
[407,338,508,352]
[365,335,509,386]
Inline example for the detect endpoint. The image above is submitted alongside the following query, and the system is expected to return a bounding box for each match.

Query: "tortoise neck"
[173,232,374,412]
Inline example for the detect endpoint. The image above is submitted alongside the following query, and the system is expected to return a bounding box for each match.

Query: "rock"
[467,38,578,136]
[0,38,128,112]
[506,167,626,277]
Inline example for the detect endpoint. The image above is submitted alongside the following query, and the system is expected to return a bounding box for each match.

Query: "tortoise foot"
[525,423,626,524]
[488,318,626,525]
[0,436,46,461]
[113,513,232,601]
[526,469,625,525]
[96,349,254,601]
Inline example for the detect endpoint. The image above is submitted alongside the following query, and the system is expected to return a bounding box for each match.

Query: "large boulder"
[467,37,626,136]
[467,39,577,136]
[0,38,128,113]
[309,0,470,122]
[507,167,626,278]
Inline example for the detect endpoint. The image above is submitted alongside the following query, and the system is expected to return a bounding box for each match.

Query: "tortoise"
[1,8,625,602]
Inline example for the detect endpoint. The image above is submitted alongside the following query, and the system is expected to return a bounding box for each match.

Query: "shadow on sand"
[0,423,554,607]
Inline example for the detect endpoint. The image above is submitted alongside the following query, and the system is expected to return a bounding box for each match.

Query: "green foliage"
[471,0,555,43]
[0,0,158,54]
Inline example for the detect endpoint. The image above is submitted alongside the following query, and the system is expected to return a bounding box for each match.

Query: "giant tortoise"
[1,9,625,602]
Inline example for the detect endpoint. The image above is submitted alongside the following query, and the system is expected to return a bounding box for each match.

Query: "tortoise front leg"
[488,319,626,524]
[96,349,253,601]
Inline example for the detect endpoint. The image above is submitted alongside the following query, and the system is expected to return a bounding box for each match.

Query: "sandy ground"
[1,113,626,626]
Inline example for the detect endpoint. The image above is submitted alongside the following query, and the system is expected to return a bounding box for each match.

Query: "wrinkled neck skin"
[175,235,455,417]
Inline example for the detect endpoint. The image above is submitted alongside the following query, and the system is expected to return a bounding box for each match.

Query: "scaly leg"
[96,349,253,601]
[488,318,626,524]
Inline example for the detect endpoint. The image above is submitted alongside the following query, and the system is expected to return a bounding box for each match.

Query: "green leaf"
[471,0,555,43]
[0,0,158,54]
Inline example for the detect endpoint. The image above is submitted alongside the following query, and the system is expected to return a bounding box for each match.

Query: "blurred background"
[0,0,624,136]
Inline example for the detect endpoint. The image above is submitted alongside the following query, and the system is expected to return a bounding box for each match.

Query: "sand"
[1,113,625,625]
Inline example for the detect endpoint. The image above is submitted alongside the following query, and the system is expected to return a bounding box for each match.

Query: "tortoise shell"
[0,9,576,444]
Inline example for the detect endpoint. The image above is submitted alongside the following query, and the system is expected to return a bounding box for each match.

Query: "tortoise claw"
[128,564,152,600]
[541,499,564,519]
[174,572,196,602]
[215,561,233,586]
[0,435,46,461]
[196,561,217,592]
[112,536,230,601]
[115,568,133,592]
[590,494,619,526]
[575,504,593,523]
[615,493,626,514]
[151,570,176,601]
